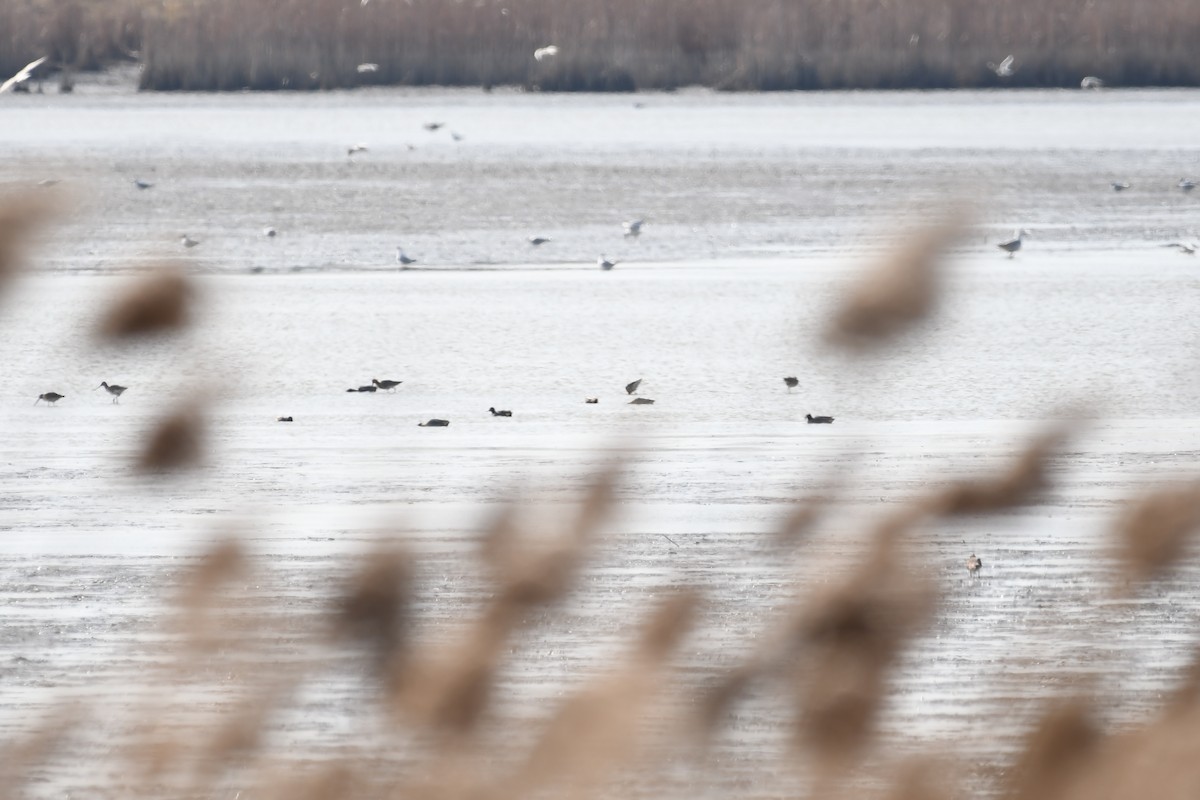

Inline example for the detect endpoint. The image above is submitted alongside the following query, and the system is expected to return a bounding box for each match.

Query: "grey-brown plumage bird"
[784,376,799,391]
[805,414,834,424]
[489,407,512,417]
[625,378,642,395]
[35,392,64,405]
[629,397,655,405]
[419,419,450,427]
[96,381,127,403]
[372,378,402,392]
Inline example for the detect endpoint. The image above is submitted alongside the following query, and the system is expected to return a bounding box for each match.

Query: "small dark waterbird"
[805,414,834,424]
[625,378,642,395]
[629,397,655,405]
[96,381,127,403]
[997,229,1030,258]
[277,416,293,422]
[346,385,377,393]
[489,407,512,417]
[372,378,402,392]
[784,376,799,391]
[35,392,64,405]
[419,419,450,427]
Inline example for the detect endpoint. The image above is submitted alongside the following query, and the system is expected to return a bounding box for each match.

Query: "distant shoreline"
[3,0,1200,92]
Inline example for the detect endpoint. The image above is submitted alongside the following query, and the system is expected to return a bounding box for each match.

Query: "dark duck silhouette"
[805,413,834,424]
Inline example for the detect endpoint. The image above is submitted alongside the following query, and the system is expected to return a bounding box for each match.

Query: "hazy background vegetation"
[2,0,1199,91]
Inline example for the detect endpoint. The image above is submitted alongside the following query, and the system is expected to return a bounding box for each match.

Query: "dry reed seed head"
[824,211,969,349]
[138,401,206,471]
[698,662,760,734]
[1112,482,1200,581]
[798,651,885,764]
[0,190,60,298]
[879,756,962,800]
[337,547,413,670]
[263,763,356,800]
[1004,699,1101,800]
[0,703,80,791]
[96,264,194,340]
[636,588,701,662]
[931,427,1070,516]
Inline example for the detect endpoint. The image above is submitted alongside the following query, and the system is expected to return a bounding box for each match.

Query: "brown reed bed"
[6,0,1200,91]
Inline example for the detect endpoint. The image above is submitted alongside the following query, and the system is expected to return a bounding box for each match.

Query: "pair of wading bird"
[783,377,835,423]
[35,382,126,406]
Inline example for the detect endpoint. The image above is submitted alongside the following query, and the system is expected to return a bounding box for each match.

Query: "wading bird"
[997,229,1030,258]
[599,255,616,271]
[347,143,368,157]
[784,376,799,391]
[966,554,983,574]
[134,179,154,190]
[277,416,293,422]
[347,385,377,392]
[423,122,445,131]
[372,378,402,392]
[181,234,200,249]
[585,398,598,404]
[987,55,1015,77]
[623,219,644,237]
[805,414,834,424]
[396,248,417,266]
[35,392,64,405]
[528,236,550,246]
[0,56,46,94]
[1111,181,1130,191]
[96,381,127,403]
[489,407,512,417]
[1166,242,1197,255]
[625,378,642,395]
[356,63,378,73]
[1179,178,1196,192]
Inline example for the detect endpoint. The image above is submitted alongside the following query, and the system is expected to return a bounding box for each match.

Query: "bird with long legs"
[96,381,127,403]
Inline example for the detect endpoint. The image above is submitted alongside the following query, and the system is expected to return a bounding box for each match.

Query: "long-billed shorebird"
[396,248,417,266]
[0,56,47,94]
[35,392,64,405]
[997,229,1030,258]
[623,219,644,237]
[987,54,1015,77]
[95,381,127,403]
[784,376,799,391]
[598,255,616,271]
[372,378,402,392]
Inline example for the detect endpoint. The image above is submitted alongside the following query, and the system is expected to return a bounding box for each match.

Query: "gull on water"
[1179,178,1196,192]
[1080,76,1105,89]
[396,248,417,266]
[134,179,154,190]
[35,392,64,406]
[534,45,559,62]
[356,63,378,73]
[181,234,200,248]
[347,143,368,157]
[598,255,616,270]
[987,55,1015,77]
[1111,181,1130,191]
[623,218,644,237]
[997,229,1030,258]
[528,236,550,246]
[0,56,46,94]
[629,397,655,405]
[806,414,834,424]
[96,381,127,403]
[1166,242,1197,255]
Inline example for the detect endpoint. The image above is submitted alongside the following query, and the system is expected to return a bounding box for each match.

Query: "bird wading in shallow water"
[36,392,64,405]
[372,378,402,392]
[784,377,799,391]
[997,229,1030,258]
[805,413,834,424]
[489,407,512,417]
[96,381,127,403]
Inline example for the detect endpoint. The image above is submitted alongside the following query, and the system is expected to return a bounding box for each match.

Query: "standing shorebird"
[625,378,642,395]
[347,143,369,157]
[966,554,983,575]
[35,392,64,405]
[997,229,1030,258]
[784,376,799,391]
[181,234,200,249]
[987,54,1015,77]
[95,381,127,403]
[805,414,834,424]
[623,219,644,238]
[396,248,417,266]
[598,255,616,271]
[372,378,402,392]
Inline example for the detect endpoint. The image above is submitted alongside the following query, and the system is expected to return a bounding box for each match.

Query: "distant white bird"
[0,56,46,94]
[534,45,559,62]
[356,63,379,73]
[997,228,1030,258]
[1179,178,1196,192]
[1080,76,1105,89]
[987,54,1015,77]
[181,234,200,249]
[1111,181,1130,191]
[528,236,550,246]
[396,247,417,266]
[347,143,368,157]
[134,179,154,190]
[263,227,277,237]
[1166,242,1197,255]
[623,218,644,237]
[598,255,616,270]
